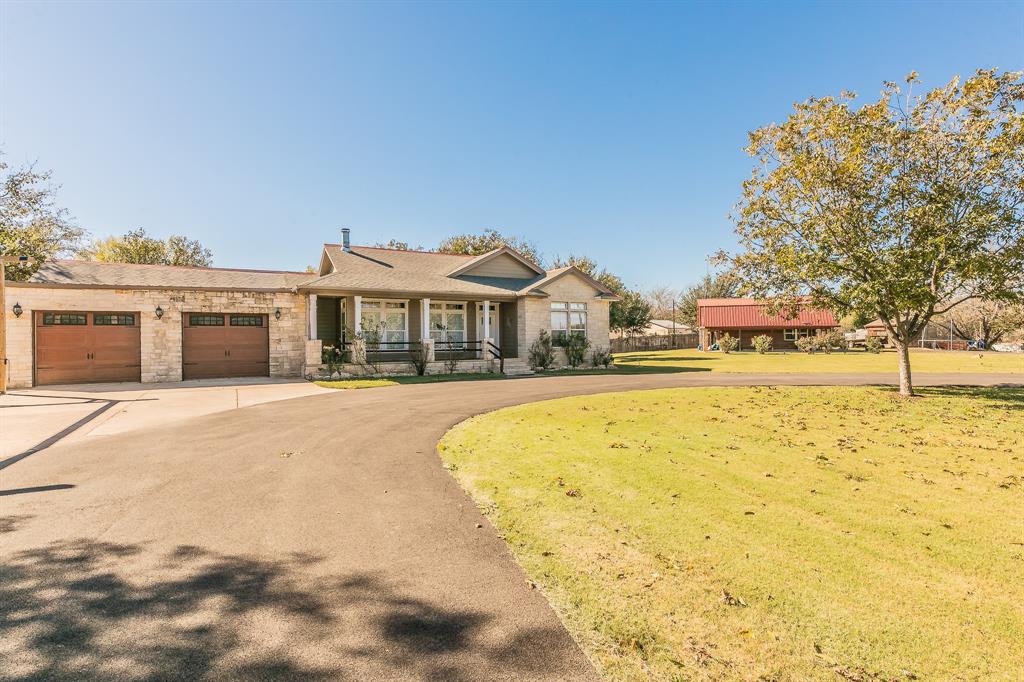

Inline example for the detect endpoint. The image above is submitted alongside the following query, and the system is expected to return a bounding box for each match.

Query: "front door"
[476,303,499,346]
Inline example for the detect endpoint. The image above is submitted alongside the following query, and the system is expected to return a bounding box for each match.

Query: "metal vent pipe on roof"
[341,228,351,252]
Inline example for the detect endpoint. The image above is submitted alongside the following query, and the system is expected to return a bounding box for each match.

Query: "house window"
[229,315,264,327]
[94,313,135,326]
[429,302,466,348]
[360,300,407,344]
[784,328,810,341]
[189,314,225,326]
[42,313,87,325]
[551,302,587,345]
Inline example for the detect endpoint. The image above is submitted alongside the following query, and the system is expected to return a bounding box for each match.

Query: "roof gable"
[519,266,619,299]
[447,247,545,279]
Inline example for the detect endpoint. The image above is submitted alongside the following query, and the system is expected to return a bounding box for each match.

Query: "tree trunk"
[894,340,914,397]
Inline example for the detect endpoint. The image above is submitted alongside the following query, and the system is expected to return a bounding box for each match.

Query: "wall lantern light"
[155,305,164,319]
[13,302,23,318]
[274,308,281,321]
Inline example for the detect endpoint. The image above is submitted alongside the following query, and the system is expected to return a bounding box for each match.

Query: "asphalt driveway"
[2,371,1020,681]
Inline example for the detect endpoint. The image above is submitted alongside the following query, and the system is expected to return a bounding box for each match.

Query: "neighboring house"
[697,298,838,350]
[614,319,692,338]
[863,319,965,350]
[3,229,617,388]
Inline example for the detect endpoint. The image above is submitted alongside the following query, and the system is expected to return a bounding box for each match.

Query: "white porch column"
[482,300,490,340]
[353,295,362,335]
[421,297,431,340]
[307,294,317,339]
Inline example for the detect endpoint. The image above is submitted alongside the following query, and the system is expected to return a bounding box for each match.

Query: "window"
[189,314,225,326]
[784,328,810,341]
[360,300,407,344]
[229,315,264,327]
[94,313,135,326]
[42,313,87,325]
[551,302,587,345]
[429,302,467,348]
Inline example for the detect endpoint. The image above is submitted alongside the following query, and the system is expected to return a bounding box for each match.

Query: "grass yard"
[615,347,1024,374]
[439,386,1024,680]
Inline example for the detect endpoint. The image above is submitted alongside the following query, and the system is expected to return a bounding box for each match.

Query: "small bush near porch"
[439,386,1024,680]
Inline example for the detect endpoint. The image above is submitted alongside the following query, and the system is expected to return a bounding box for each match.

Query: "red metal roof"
[697,298,838,329]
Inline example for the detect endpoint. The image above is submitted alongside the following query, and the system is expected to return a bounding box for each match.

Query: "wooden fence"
[611,333,699,354]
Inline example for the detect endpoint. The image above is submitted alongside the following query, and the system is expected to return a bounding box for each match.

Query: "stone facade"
[517,271,612,365]
[4,285,307,388]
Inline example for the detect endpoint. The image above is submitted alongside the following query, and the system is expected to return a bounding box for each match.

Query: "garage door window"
[189,314,225,326]
[229,315,264,326]
[42,313,87,325]
[94,313,135,326]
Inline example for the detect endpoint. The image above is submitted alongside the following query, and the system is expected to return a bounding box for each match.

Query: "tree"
[374,239,424,251]
[721,70,1024,396]
[646,285,680,321]
[611,289,653,339]
[81,228,212,267]
[0,157,83,281]
[677,271,740,327]
[938,300,1024,348]
[437,228,542,266]
[166,235,213,267]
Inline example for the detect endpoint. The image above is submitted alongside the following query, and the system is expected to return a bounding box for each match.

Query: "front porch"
[302,293,523,376]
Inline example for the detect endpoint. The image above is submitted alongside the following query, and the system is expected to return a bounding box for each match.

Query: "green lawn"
[615,347,1024,374]
[439,386,1024,680]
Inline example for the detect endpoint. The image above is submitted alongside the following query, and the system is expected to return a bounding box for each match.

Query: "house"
[696,298,838,350]
[2,229,617,388]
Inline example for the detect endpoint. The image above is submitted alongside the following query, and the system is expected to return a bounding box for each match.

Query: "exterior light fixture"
[155,305,164,319]
[274,308,281,320]
[13,302,23,318]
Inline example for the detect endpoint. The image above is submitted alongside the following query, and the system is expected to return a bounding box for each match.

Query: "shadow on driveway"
[1,539,571,681]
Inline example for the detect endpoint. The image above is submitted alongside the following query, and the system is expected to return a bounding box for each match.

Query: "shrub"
[865,335,884,354]
[795,335,819,353]
[591,346,614,368]
[718,333,739,353]
[409,343,429,375]
[321,344,345,376]
[528,330,555,370]
[564,332,591,368]
[817,328,846,354]
[751,334,773,354]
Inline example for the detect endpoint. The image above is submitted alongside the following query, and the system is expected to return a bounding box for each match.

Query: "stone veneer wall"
[3,285,307,388]
[516,272,612,365]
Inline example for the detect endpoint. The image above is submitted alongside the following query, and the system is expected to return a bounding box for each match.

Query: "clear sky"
[2,1,1021,290]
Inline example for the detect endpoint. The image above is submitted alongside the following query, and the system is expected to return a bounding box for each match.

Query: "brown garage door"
[182,313,270,380]
[35,311,142,385]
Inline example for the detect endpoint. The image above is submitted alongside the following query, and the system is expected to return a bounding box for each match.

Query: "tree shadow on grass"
[1,540,576,681]
[881,385,1024,410]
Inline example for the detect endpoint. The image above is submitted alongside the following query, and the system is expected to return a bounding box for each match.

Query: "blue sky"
[2,1,1021,290]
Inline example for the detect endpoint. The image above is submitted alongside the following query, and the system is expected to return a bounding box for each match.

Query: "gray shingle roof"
[21,260,313,291]
[302,246,545,297]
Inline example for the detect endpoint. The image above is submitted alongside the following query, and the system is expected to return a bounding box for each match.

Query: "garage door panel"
[35,311,141,385]
[182,313,269,380]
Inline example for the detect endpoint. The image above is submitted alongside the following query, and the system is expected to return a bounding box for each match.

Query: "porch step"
[501,359,535,377]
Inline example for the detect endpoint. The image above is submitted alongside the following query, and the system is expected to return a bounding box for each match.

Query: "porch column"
[353,295,362,335]
[421,297,431,340]
[307,294,317,339]
[481,300,490,358]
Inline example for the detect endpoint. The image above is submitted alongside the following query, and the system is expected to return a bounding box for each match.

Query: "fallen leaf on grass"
[721,589,747,607]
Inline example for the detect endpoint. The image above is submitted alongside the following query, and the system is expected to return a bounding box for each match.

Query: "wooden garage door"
[182,313,270,380]
[35,311,142,385]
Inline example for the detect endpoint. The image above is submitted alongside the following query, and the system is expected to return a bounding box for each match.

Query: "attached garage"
[182,313,270,380]
[35,311,142,385]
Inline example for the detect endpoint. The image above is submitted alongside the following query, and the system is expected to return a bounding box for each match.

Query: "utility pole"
[1,256,35,394]
[671,300,676,349]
